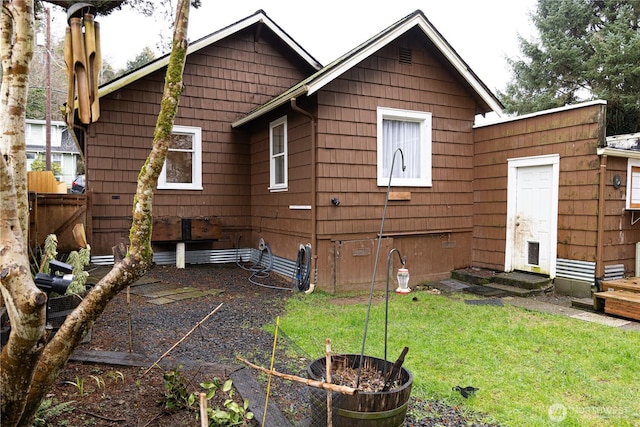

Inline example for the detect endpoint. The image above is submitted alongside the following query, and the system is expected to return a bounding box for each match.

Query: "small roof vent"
[399,48,412,64]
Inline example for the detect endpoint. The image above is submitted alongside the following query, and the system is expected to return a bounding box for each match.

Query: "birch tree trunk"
[0,0,33,243]
[0,0,191,425]
[0,2,48,425]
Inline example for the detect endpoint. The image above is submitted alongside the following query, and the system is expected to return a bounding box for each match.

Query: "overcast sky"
[49,1,539,94]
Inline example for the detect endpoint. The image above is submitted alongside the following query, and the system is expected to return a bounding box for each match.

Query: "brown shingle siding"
[309,32,480,286]
[87,23,311,255]
[473,103,607,270]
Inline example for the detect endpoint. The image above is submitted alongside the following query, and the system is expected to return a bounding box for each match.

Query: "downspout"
[595,154,607,288]
[291,98,317,286]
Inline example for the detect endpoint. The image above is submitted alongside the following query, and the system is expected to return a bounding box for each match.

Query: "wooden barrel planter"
[307,354,412,427]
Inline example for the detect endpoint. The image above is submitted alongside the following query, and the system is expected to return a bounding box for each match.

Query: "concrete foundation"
[554,277,593,298]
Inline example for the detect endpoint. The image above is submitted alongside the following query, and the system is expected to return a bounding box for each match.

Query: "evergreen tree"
[500,0,640,135]
[125,45,157,71]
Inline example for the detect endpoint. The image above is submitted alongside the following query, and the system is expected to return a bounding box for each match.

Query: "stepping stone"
[436,279,470,292]
[147,297,176,305]
[128,282,181,296]
[145,288,223,304]
[130,281,223,304]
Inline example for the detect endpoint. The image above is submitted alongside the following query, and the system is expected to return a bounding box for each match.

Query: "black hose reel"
[294,244,312,292]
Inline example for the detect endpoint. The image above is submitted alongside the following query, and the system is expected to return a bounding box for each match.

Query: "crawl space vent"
[399,48,412,64]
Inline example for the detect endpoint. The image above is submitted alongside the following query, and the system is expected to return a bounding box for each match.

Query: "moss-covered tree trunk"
[0,0,191,425]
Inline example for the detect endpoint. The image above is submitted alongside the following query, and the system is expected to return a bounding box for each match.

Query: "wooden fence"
[27,171,68,194]
[29,192,91,253]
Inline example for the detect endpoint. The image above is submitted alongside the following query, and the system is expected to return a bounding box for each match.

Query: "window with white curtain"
[377,107,432,187]
[269,116,288,191]
[158,125,203,190]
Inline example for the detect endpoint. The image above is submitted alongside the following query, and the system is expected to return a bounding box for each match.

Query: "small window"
[626,159,640,209]
[158,125,202,190]
[377,107,432,187]
[269,116,287,191]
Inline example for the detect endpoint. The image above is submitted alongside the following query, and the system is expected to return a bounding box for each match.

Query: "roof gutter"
[290,97,317,287]
[231,85,308,128]
[597,146,640,160]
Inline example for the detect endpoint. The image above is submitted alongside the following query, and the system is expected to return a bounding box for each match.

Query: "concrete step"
[451,268,552,290]
[482,282,544,297]
[493,271,553,290]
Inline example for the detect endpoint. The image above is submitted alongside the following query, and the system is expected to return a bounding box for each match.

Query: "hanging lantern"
[396,268,410,294]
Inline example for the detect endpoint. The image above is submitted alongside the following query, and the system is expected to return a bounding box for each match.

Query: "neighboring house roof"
[27,119,67,127]
[232,10,504,128]
[98,10,323,99]
[26,119,78,153]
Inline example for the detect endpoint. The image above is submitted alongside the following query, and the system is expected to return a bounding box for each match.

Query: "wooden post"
[176,242,185,269]
[126,286,132,353]
[199,392,209,427]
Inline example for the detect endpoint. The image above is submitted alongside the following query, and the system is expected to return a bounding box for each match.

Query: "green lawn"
[277,290,640,426]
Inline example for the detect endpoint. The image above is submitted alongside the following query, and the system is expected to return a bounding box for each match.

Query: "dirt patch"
[43,263,296,426]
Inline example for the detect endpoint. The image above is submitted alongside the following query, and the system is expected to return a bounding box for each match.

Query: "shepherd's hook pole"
[384,248,405,376]
[357,147,405,388]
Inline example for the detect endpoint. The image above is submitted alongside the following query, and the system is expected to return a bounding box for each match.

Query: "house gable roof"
[98,10,323,99]
[232,10,504,128]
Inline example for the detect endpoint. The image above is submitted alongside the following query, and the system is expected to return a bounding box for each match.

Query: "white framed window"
[626,159,640,210]
[269,116,287,191]
[377,107,432,187]
[158,125,203,190]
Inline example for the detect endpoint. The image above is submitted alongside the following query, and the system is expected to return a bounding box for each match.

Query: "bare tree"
[0,0,191,425]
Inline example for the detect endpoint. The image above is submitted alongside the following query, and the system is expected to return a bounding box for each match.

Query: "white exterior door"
[506,155,559,277]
